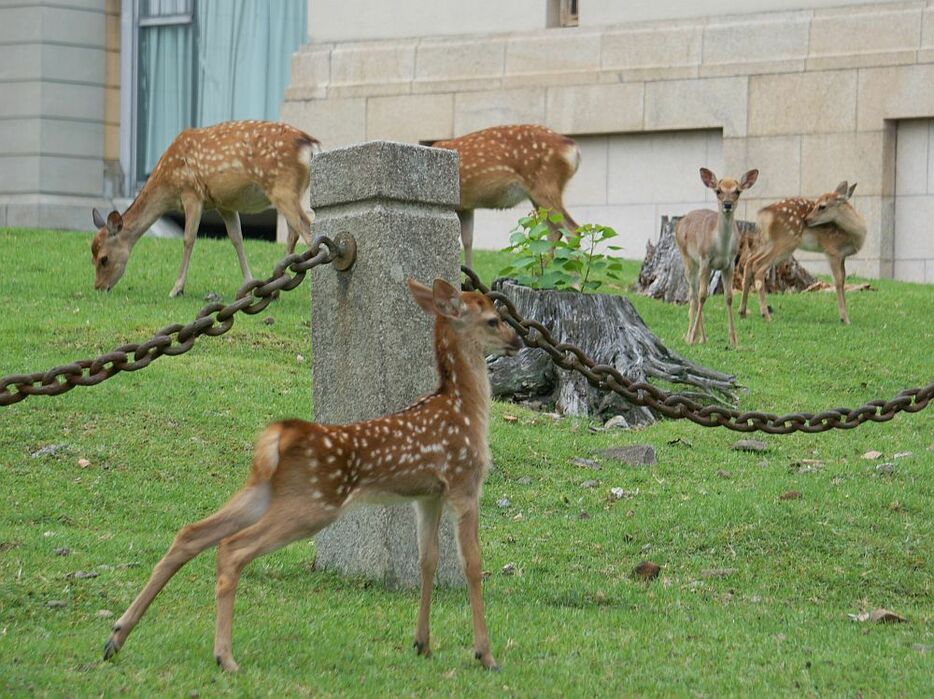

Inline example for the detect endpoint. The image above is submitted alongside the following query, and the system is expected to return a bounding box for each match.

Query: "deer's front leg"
[453,498,498,671]
[722,265,738,347]
[413,497,443,657]
[171,196,203,298]
[828,254,850,324]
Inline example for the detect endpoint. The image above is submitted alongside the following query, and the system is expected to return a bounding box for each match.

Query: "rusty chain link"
[0,236,346,408]
[462,266,933,434]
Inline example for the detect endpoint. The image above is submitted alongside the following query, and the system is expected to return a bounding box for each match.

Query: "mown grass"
[0,228,931,697]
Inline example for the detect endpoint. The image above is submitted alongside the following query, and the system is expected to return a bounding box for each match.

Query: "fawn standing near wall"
[675,167,759,346]
[433,124,581,267]
[741,182,866,324]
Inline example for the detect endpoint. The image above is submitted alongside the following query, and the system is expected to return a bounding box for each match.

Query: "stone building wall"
[283,0,934,281]
[0,0,114,230]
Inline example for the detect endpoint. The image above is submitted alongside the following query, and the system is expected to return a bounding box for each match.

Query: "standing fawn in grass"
[432,124,581,268]
[675,167,759,346]
[740,181,866,324]
[91,120,320,297]
[103,278,521,672]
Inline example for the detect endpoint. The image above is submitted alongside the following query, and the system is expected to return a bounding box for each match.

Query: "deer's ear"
[834,181,850,198]
[740,169,759,190]
[105,211,123,237]
[407,278,436,314]
[92,208,107,230]
[847,182,858,199]
[699,168,718,190]
[431,278,465,319]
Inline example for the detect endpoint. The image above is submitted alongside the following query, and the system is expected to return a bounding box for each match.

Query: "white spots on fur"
[322,436,333,449]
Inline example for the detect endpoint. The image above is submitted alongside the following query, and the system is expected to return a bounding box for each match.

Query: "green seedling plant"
[498,208,625,291]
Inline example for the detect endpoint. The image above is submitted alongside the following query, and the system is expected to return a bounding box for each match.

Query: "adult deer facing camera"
[432,124,581,268]
[675,167,759,346]
[741,182,866,324]
[91,120,320,297]
[102,278,521,673]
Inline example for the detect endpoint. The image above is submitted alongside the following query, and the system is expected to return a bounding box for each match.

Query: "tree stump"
[635,216,817,304]
[488,281,738,425]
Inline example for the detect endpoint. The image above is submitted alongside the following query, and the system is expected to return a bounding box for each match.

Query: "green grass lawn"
[1,228,931,697]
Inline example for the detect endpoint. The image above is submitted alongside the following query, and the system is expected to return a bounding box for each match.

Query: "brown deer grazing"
[740,182,866,324]
[91,120,320,297]
[102,278,521,672]
[432,124,581,267]
[675,167,759,346]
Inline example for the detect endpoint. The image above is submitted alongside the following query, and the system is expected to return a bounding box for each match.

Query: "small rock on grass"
[30,444,69,458]
[96,609,114,618]
[862,450,883,460]
[501,562,518,576]
[53,547,71,556]
[47,600,67,609]
[731,439,768,453]
[580,479,600,489]
[77,458,91,468]
[604,415,629,430]
[65,570,99,580]
[516,476,533,485]
[632,561,661,581]
[203,291,222,303]
[496,497,511,509]
[875,463,895,475]
[262,316,275,325]
[571,457,601,471]
[598,445,656,466]
[578,511,590,520]
[779,490,802,501]
[717,469,732,479]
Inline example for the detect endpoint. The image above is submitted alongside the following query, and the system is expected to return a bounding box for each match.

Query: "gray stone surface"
[310,140,465,589]
[599,445,657,466]
[308,140,460,210]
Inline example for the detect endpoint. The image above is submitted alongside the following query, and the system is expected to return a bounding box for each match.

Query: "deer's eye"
[100,256,109,267]
[818,204,826,210]
[715,189,722,195]
[486,318,499,327]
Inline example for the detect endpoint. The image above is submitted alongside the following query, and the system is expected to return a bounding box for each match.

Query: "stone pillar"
[309,140,464,588]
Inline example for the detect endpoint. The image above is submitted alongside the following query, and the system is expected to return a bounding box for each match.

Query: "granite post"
[309,140,465,588]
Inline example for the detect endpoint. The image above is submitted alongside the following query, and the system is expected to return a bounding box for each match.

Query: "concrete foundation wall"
[285,0,934,281]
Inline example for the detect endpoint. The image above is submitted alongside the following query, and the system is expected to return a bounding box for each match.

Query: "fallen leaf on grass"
[862,450,883,460]
[848,608,907,624]
[779,490,802,501]
[632,560,661,581]
[77,458,91,468]
[503,415,519,423]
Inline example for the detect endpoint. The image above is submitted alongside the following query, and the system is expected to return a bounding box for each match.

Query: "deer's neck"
[434,321,491,432]
[834,204,867,241]
[120,178,175,247]
[716,209,737,249]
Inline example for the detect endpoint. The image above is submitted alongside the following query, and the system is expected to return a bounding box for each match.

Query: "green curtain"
[137,21,194,177]
[136,0,307,178]
[195,0,307,125]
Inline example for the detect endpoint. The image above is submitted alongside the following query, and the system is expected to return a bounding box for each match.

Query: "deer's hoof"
[215,654,240,673]
[103,637,120,661]
[413,640,432,658]
[475,650,500,671]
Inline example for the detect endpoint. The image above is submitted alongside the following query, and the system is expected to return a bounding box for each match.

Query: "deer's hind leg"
[213,498,337,672]
[104,482,272,660]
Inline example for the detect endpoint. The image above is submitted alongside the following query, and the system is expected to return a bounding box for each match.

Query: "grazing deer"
[740,182,865,324]
[432,124,581,267]
[675,167,759,346]
[102,278,521,673]
[91,120,320,297]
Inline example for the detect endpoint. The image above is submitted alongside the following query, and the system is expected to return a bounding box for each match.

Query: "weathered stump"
[488,281,738,425]
[635,216,817,304]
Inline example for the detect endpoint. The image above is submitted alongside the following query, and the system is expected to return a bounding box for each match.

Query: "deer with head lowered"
[432,124,581,267]
[675,167,759,346]
[91,120,320,297]
[740,181,866,324]
[102,278,521,673]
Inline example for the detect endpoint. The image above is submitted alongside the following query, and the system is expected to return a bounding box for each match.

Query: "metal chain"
[462,266,933,434]
[0,236,344,408]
